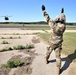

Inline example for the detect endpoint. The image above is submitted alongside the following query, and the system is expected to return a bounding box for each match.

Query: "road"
[0,25,76,28]
[0,25,49,28]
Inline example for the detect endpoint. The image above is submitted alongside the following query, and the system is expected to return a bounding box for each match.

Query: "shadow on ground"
[48,50,76,74]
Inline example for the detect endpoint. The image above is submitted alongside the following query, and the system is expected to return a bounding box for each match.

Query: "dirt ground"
[0,29,76,75]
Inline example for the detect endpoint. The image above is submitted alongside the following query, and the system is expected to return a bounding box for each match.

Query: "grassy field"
[21,26,76,30]
[21,27,76,30]
[66,27,76,30]
[38,32,76,62]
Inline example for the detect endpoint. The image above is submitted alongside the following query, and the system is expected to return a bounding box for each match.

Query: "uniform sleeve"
[42,10,54,28]
[61,13,66,23]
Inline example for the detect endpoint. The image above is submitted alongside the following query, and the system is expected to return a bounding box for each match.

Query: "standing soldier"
[41,5,66,75]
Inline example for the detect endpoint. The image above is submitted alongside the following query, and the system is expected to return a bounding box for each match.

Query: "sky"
[0,0,76,22]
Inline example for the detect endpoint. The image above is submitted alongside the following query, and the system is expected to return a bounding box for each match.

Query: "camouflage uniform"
[42,5,66,68]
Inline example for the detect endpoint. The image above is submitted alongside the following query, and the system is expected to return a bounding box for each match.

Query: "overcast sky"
[0,0,76,22]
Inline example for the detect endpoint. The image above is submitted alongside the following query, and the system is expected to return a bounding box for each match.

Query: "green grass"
[21,27,76,30]
[1,40,9,44]
[13,45,26,50]
[20,26,76,30]
[20,28,50,30]
[38,33,50,42]
[63,33,76,54]
[1,59,23,68]
[0,44,34,52]
[66,27,76,30]
[1,36,21,39]
[0,47,13,52]
[13,44,34,50]
[38,32,76,62]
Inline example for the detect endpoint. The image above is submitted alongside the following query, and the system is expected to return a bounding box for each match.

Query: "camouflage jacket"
[42,10,66,45]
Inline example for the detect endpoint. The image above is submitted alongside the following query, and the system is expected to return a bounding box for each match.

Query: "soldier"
[41,5,66,75]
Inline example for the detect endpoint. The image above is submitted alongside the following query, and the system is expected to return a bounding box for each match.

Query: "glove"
[61,8,64,13]
[42,5,45,11]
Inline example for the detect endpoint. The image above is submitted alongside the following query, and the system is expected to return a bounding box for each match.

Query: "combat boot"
[56,67,60,75]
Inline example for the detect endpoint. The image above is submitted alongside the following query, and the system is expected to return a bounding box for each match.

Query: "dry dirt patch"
[0,33,39,75]
[0,49,37,75]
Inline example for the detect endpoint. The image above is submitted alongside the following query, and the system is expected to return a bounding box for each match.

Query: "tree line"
[0,21,76,25]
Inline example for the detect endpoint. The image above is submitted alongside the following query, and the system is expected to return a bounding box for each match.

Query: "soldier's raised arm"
[61,8,66,23]
[41,5,53,28]
[54,8,66,24]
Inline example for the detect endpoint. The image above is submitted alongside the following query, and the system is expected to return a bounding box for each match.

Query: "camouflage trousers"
[46,42,62,68]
